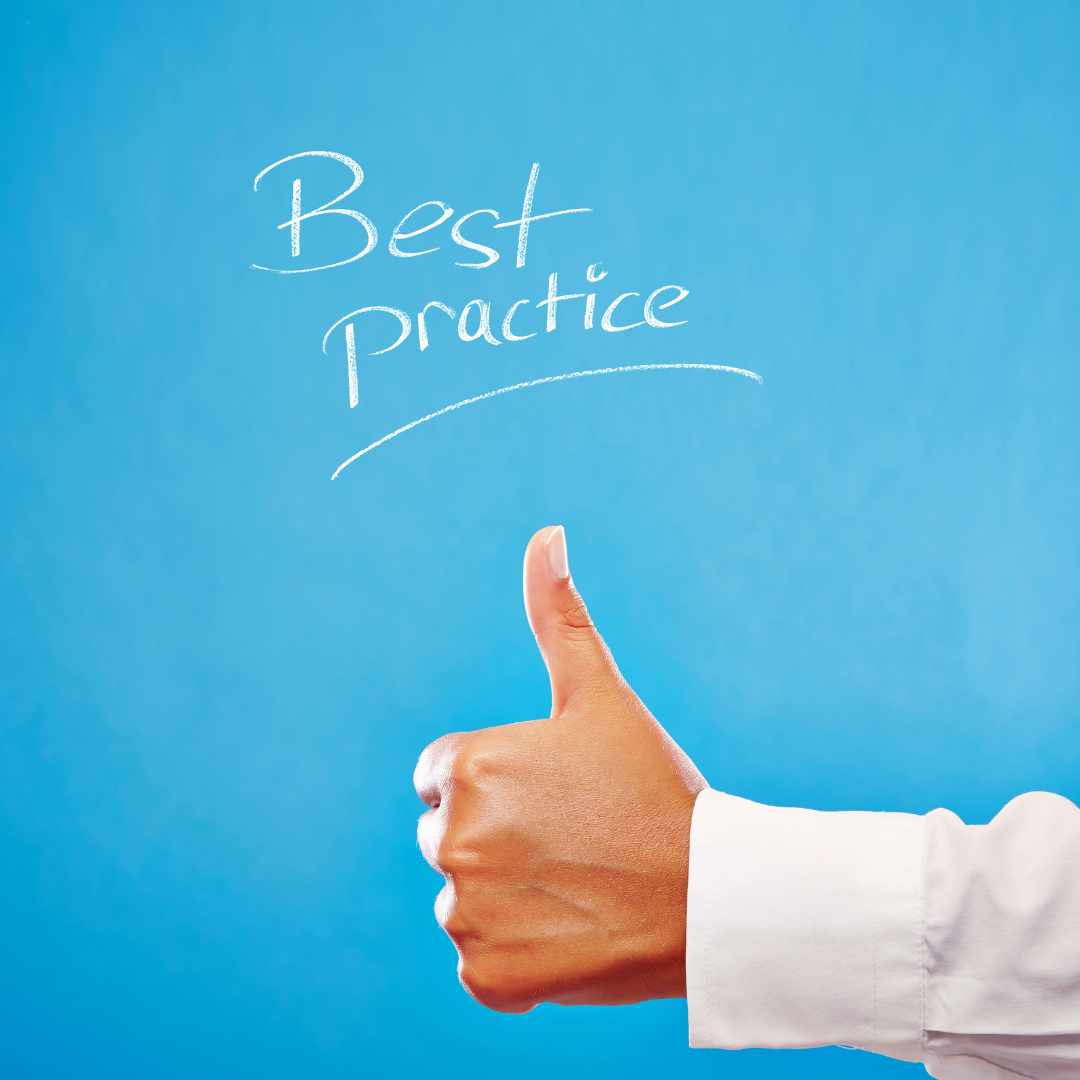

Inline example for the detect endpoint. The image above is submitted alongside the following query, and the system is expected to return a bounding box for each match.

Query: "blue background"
[2,2,1078,1077]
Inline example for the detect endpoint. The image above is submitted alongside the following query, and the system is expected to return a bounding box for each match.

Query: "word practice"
[321,272,689,409]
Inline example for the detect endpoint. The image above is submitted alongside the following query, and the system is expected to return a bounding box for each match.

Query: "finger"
[413,731,467,808]
[522,525,625,718]
[416,806,448,873]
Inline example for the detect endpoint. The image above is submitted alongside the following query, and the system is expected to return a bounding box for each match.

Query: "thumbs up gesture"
[414,527,707,1012]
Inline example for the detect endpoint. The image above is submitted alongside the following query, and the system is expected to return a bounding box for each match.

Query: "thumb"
[523,526,624,718]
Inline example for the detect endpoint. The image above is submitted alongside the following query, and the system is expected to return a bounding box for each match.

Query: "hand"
[414,526,707,1013]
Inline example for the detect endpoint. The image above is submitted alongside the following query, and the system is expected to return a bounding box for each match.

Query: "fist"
[414,526,707,1013]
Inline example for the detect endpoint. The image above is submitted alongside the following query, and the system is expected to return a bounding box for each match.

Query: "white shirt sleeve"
[686,789,1080,1080]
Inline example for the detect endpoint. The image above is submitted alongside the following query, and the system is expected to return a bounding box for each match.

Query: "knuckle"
[440,908,474,942]
[449,744,499,789]
[434,832,482,875]
[558,588,594,631]
[416,731,463,774]
[414,731,470,802]
[435,884,480,943]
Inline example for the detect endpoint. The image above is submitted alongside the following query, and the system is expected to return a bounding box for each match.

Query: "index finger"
[413,731,468,808]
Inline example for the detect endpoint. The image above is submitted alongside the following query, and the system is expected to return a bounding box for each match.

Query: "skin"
[414,526,707,1013]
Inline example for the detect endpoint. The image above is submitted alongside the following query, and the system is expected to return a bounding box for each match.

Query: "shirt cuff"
[686,789,925,1061]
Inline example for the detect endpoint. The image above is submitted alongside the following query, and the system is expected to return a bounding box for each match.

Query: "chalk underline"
[330,362,763,480]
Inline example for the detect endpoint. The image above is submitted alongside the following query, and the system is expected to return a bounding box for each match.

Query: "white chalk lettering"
[346,323,358,407]
[323,306,412,360]
[536,272,585,332]
[250,154,710,469]
[644,285,689,328]
[601,292,645,332]
[452,209,500,268]
[418,301,457,351]
[389,201,454,258]
[291,180,301,257]
[252,151,377,273]
[458,300,500,345]
[493,163,592,268]
[501,299,536,342]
